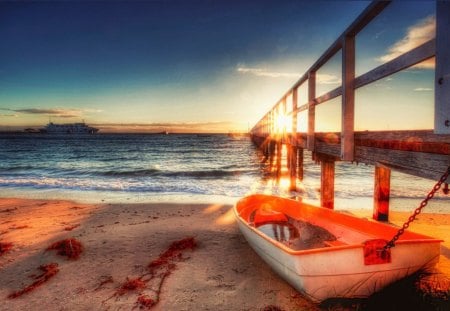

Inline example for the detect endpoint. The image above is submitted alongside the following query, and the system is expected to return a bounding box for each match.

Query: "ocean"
[0,133,448,213]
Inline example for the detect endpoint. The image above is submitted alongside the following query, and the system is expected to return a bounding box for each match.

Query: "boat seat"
[252,208,288,227]
[324,240,347,247]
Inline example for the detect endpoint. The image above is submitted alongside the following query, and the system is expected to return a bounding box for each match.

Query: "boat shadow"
[320,270,449,310]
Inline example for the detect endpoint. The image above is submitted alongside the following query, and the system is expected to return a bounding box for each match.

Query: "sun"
[275,113,292,133]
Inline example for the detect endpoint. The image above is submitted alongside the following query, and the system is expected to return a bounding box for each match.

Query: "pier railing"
[250,1,449,220]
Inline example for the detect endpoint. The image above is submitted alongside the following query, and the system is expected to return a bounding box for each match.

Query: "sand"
[0,197,448,310]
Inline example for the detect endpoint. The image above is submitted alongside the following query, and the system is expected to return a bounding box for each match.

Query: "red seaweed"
[136,294,156,309]
[8,263,59,299]
[105,237,197,309]
[115,277,146,296]
[0,241,13,256]
[64,224,80,231]
[46,238,83,260]
[148,237,196,271]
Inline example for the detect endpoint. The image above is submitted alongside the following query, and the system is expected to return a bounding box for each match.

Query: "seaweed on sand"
[148,237,197,271]
[46,238,83,260]
[0,241,13,256]
[8,263,59,299]
[115,277,147,296]
[106,237,197,309]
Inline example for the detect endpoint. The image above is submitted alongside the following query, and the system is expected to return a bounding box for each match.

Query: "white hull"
[234,195,441,302]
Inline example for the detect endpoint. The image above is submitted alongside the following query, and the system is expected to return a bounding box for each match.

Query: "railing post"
[373,164,391,221]
[290,89,298,191]
[435,1,450,134]
[307,71,316,151]
[341,35,355,160]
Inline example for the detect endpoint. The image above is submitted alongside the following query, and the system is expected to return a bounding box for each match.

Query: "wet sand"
[0,197,448,310]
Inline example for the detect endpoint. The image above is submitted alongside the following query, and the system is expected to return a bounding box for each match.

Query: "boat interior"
[236,195,441,252]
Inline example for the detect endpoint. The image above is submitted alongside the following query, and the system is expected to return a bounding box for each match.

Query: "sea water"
[0,133,447,213]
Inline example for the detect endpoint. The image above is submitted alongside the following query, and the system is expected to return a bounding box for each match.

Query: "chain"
[384,166,450,250]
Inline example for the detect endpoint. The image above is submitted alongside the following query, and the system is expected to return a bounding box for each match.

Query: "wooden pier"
[250,1,450,220]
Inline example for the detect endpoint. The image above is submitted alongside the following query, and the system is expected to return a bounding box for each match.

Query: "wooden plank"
[342,35,355,161]
[345,1,391,37]
[373,165,391,221]
[435,1,450,134]
[320,159,335,209]
[307,72,316,151]
[355,40,435,89]
[315,87,342,105]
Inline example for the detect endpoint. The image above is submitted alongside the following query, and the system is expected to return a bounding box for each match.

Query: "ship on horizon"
[40,122,99,134]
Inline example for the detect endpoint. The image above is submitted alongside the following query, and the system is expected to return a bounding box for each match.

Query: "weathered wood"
[373,165,391,221]
[435,1,450,134]
[315,87,342,105]
[320,159,335,209]
[276,140,282,176]
[290,146,298,191]
[292,87,298,134]
[312,130,450,181]
[355,39,435,89]
[297,147,304,180]
[342,35,355,161]
[307,72,316,151]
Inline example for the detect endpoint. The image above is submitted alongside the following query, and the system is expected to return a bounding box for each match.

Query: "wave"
[98,168,256,179]
[100,168,161,177]
[0,165,36,172]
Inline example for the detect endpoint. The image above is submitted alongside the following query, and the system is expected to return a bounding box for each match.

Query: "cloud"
[236,66,341,85]
[378,15,435,69]
[414,87,432,92]
[12,108,82,118]
[1,107,101,118]
[236,66,299,78]
[0,113,18,117]
[316,73,341,85]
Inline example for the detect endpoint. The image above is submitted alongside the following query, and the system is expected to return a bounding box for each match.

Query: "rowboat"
[234,194,442,302]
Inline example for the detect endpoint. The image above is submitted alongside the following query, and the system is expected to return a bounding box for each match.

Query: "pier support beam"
[435,1,450,134]
[320,158,335,209]
[289,145,297,191]
[373,165,391,221]
[276,139,282,176]
[297,148,304,181]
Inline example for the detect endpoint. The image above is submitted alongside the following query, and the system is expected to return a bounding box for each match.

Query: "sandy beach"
[0,197,448,310]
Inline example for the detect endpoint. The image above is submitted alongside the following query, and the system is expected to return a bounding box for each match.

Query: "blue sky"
[0,1,436,132]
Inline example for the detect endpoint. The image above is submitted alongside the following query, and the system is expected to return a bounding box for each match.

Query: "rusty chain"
[384,166,450,250]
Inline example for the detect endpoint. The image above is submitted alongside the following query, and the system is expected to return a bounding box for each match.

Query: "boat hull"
[234,195,441,302]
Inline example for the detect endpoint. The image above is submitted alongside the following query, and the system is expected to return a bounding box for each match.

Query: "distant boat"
[234,194,441,302]
[40,122,99,134]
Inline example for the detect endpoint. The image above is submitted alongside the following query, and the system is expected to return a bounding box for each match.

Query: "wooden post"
[320,158,335,209]
[341,35,355,160]
[307,71,316,151]
[435,1,450,134]
[373,165,391,221]
[297,148,304,180]
[276,139,282,177]
[289,146,297,191]
[290,88,298,191]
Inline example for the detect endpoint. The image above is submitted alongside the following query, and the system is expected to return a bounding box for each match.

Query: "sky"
[0,0,436,133]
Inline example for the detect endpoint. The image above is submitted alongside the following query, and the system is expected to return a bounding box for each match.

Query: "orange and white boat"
[234,194,442,302]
